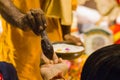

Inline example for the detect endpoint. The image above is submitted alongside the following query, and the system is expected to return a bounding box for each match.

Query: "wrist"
[16,14,28,29]
[61,25,71,40]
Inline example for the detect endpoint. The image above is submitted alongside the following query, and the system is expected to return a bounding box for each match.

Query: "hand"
[64,34,83,46]
[40,63,67,80]
[20,9,47,35]
[40,53,68,80]
[0,0,46,35]
[41,52,62,64]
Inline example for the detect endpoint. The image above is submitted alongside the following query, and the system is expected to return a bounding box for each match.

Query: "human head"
[81,44,120,80]
[0,62,18,80]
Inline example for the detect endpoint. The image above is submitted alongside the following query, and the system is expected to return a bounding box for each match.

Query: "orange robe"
[0,0,72,79]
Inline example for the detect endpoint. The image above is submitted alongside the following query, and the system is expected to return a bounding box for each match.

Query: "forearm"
[0,0,25,28]
[61,25,71,39]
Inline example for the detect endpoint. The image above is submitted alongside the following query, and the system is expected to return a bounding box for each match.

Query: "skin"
[41,53,68,80]
[0,0,83,44]
[62,25,83,46]
[0,0,68,79]
[0,0,46,35]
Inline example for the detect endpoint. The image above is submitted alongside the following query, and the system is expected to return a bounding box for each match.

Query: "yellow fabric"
[0,0,73,79]
[0,0,68,80]
[0,0,42,80]
[46,16,63,42]
[40,0,73,40]
[41,0,72,26]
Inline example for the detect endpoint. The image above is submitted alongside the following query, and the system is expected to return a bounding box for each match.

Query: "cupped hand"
[40,53,68,80]
[64,34,83,46]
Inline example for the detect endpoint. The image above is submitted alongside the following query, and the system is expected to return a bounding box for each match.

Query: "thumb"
[53,53,59,64]
[41,53,50,64]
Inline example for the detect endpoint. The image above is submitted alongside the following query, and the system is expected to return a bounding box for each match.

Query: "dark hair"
[81,44,120,80]
[0,62,18,80]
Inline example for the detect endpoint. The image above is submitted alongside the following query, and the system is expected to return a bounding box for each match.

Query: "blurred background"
[0,0,120,80]
[65,0,120,79]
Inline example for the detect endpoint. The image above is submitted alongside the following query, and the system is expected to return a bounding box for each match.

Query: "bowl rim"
[52,41,85,54]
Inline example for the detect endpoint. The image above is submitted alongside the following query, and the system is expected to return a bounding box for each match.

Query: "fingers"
[26,11,36,30]
[30,9,47,29]
[31,9,43,27]
[64,34,83,46]
[41,53,56,64]
[58,58,63,63]
[53,53,64,64]
[41,14,47,27]
[26,9,47,35]
[53,53,59,64]
[26,10,40,35]
[41,53,50,64]
[72,36,82,45]
[41,52,63,64]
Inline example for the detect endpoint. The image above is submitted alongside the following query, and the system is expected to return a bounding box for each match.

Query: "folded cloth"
[0,62,18,80]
